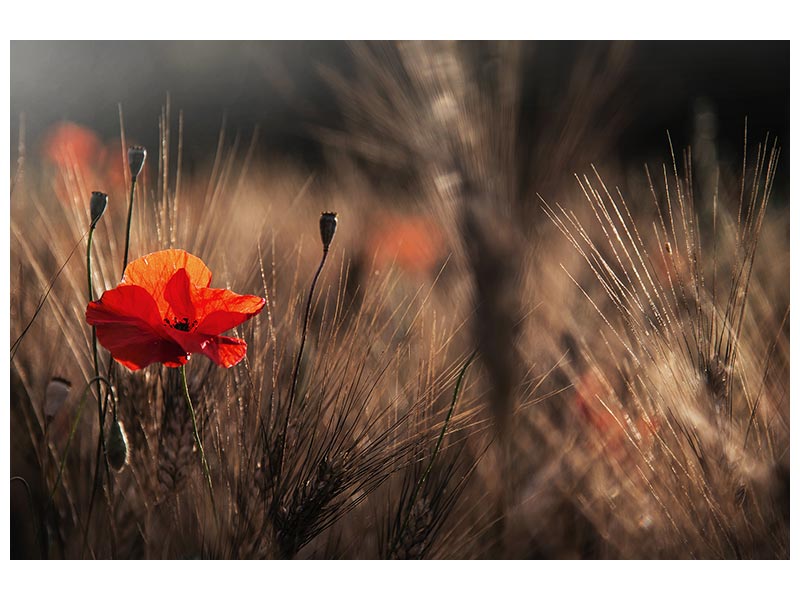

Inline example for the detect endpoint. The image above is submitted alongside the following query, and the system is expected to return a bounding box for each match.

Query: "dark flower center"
[164,316,198,332]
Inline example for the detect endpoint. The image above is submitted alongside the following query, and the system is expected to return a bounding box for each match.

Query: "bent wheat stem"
[50,376,115,506]
[392,348,478,556]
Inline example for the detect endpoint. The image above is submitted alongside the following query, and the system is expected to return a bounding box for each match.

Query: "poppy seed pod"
[128,145,147,181]
[107,419,129,472]
[90,191,108,228]
[320,212,338,251]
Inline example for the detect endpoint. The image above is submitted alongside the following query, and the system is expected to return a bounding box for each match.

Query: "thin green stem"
[83,226,112,558]
[87,227,104,462]
[11,230,88,358]
[391,348,477,557]
[277,248,328,488]
[180,364,218,519]
[121,176,137,276]
[87,225,96,302]
[87,229,100,378]
[82,169,136,557]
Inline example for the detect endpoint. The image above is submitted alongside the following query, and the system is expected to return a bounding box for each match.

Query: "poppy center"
[164,316,198,332]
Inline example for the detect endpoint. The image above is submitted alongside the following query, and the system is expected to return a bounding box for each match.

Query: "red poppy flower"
[86,249,265,371]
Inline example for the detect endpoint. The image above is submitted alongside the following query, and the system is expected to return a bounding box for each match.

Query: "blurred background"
[10,41,790,194]
[9,40,791,560]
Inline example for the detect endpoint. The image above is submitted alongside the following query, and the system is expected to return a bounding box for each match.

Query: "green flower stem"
[121,175,137,276]
[83,226,113,559]
[180,364,218,519]
[87,227,104,443]
[104,174,138,414]
[278,247,329,488]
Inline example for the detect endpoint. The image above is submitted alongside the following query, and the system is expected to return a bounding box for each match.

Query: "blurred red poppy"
[86,249,265,370]
[42,121,102,169]
[41,122,136,199]
[366,212,445,276]
[572,370,659,463]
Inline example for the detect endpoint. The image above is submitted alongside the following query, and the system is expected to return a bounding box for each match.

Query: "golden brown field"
[9,41,789,559]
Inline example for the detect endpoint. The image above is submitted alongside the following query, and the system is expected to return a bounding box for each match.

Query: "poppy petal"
[164,268,197,323]
[199,335,248,368]
[193,288,266,335]
[121,250,212,315]
[161,328,247,368]
[86,283,162,326]
[86,285,188,370]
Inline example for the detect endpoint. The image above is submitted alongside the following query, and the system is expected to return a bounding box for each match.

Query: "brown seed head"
[128,146,147,180]
[90,191,108,228]
[320,212,338,251]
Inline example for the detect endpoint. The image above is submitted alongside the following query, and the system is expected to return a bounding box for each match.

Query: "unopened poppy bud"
[90,191,108,228]
[107,419,129,471]
[320,212,338,251]
[128,145,147,181]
